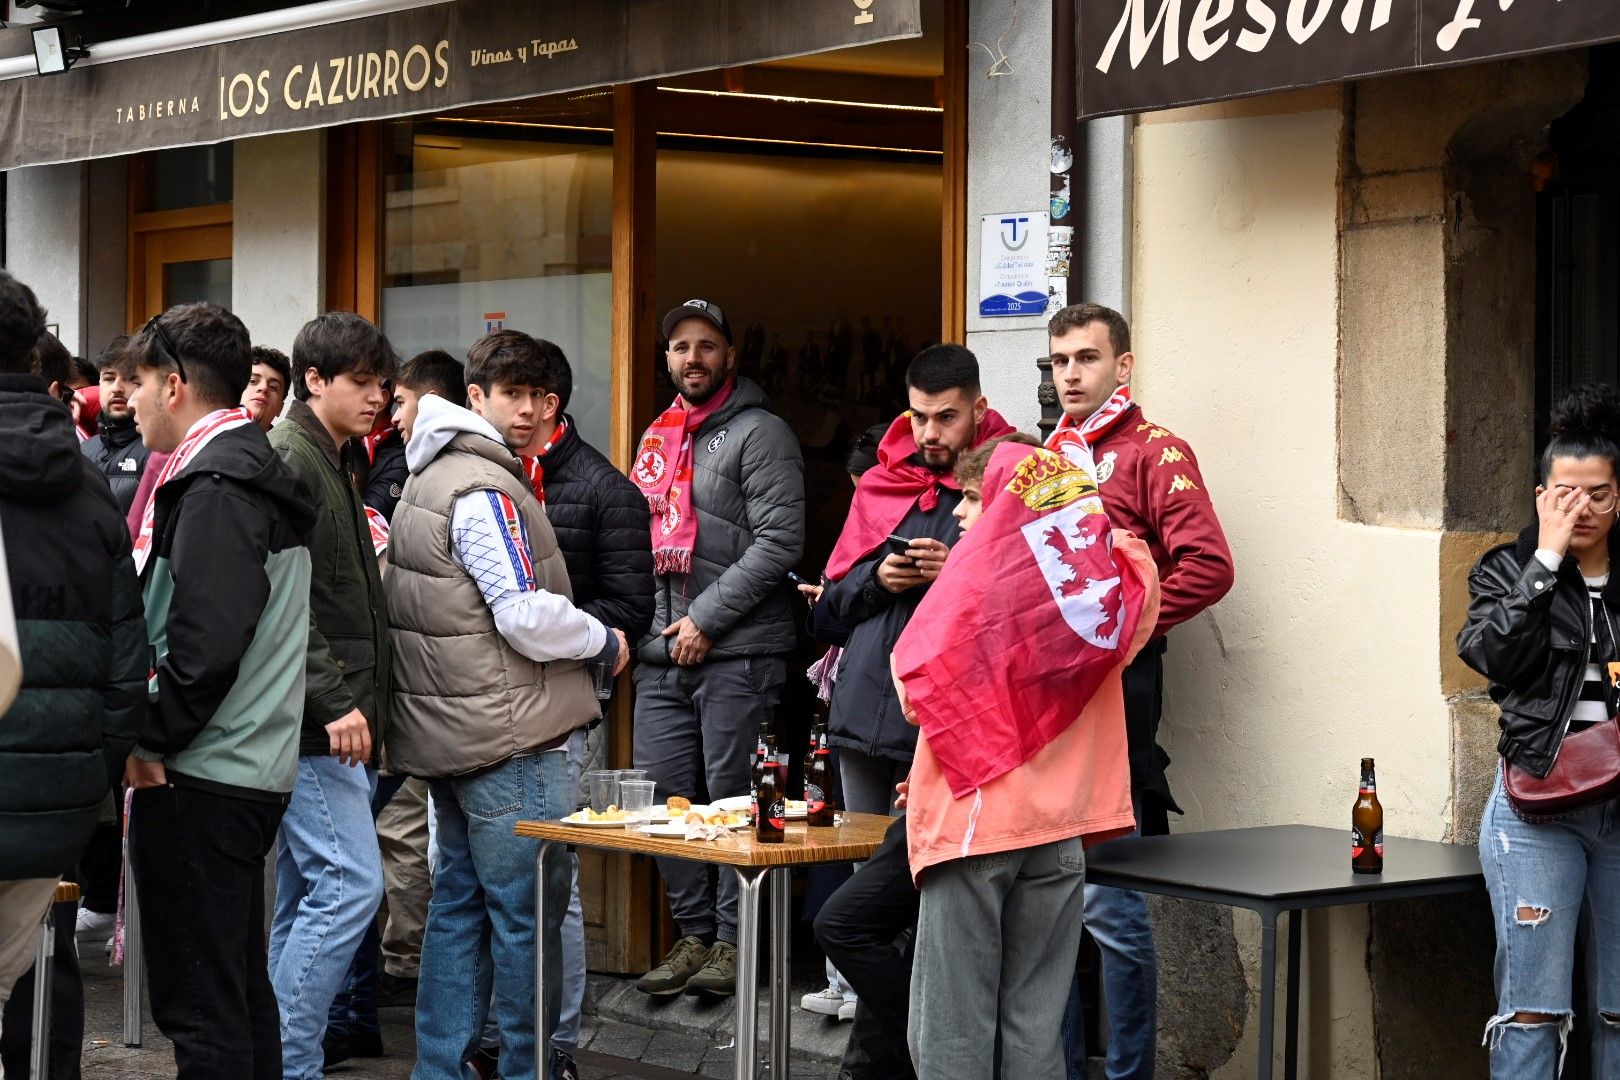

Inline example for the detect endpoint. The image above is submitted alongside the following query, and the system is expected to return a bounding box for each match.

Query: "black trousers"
[130,783,284,1080]
[814,814,918,1080]
[0,895,82,1080]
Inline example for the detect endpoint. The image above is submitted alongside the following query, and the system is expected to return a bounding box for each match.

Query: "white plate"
[712,794,806,820]
[562,812,627,828]
[712,796,751,813]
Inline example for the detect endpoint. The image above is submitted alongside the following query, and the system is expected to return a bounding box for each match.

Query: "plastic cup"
[587,770,619,813]
[620,780,657,823]
[591,662,615,701]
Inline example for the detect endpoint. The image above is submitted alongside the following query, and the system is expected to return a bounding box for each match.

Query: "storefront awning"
[0,0,921,171]
[1077,0,1620,120]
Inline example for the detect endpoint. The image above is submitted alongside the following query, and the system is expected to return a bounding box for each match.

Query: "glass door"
[128,144,233,325]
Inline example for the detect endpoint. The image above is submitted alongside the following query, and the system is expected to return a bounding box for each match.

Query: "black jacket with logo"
[81,413,152,517]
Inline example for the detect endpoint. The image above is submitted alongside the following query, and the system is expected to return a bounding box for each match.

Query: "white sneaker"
[75,909,114,954]
[800,986,845,1016]
[838,1000,857,1023]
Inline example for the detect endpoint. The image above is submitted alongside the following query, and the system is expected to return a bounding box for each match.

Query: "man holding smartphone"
[819,345,1014,818]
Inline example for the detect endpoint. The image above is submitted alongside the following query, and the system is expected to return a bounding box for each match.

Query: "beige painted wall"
[1133,90,1452,1078]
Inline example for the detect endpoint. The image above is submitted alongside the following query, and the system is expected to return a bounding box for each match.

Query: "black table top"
[1083,824,1484,906]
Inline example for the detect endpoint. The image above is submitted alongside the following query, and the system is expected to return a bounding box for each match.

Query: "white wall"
[233,130,325,354]
[5,162,89,354]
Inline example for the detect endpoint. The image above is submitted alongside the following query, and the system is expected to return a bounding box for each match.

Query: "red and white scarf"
[1046,385,1134,469]
[521,418,569,505]
[131,407,253,575]
[633,381,734,575]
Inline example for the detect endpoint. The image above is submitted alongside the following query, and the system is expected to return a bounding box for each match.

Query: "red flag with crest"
[892,442,1149,799]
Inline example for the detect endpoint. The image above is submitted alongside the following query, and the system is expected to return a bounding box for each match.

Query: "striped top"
[1574,573,1614,733]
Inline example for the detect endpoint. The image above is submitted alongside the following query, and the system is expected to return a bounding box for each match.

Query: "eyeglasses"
[142,313,186,384]
[1554,485,1620,514]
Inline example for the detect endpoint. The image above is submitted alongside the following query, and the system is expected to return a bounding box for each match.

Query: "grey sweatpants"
[633,657,786,944]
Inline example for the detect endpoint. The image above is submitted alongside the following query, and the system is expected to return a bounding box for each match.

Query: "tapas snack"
[584,806,626,822]
[666,795,692,814]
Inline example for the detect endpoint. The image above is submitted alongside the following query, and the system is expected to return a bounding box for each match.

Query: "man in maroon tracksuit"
[1045,302,1234,1080]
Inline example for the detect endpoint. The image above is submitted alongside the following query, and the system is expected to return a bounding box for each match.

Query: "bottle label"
[806,783,825,814]
[1352,826,1385,859]
[768,799,786,829]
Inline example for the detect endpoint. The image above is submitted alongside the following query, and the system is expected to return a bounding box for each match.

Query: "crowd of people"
[0,259,1363,1080]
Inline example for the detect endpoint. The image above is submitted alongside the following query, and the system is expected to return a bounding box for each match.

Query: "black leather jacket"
[1457,525,1620,778]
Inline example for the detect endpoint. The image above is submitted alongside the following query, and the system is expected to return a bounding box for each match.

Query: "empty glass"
[587,770,619,813]
[620,780,657,824]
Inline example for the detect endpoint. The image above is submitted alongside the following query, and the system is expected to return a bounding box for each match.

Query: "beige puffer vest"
[385,432,597,779]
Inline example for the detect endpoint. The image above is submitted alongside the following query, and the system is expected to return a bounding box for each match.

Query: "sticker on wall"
[484,311,506,333]
[979,212,1049,318]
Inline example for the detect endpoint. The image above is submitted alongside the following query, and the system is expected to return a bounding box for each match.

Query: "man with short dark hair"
[1045,302,1234,1080]
[123,301,316,1080]
[497,329,653,1065]
[80,335,153,518]
[0,269,144,1066]
[268,311,395,1079]
[820,344,1014,817]
[631,300,804,998]
[243,345,292,433]
[386,330,625,1080]
[391,349,467,445]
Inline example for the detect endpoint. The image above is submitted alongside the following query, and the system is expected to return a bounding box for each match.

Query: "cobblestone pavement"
[71,956,850,1079]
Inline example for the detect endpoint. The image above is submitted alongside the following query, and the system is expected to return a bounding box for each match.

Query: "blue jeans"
[415,750,572,1080]
[1062,829,1157,1080]
[269,756,385,1080]
[1479,768,1620,1078]
[557,729,587,1055]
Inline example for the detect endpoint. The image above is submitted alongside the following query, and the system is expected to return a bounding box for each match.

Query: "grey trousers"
[376,777,430,979]
[910,836,1087,1080]
[633,656,786,945]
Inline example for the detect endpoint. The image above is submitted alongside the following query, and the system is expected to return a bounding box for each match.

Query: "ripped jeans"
[1479,766,1620,1078]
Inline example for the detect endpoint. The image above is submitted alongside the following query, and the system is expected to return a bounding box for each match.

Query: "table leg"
[534,840,557,1075]
[732,868,766,1080]
[769,868,791,1078]
[31,901,55,1080]
[1258,909,1277,1080]
[1284,909,1302,1080]
[122,856,142,1048]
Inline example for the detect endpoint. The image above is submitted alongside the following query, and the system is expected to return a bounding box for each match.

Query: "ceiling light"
[657,85,941,114]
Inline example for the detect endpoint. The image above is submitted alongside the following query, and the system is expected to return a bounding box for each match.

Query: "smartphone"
[886,534,914,558]
[786,571,812,587]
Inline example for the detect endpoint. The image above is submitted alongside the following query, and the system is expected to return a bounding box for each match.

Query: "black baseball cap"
[661,299,733,344]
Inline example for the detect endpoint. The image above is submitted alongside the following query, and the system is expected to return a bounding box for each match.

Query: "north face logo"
[118,459,138,472]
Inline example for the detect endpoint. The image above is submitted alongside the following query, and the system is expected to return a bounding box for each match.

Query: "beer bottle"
[749,722,770,821]
[805,710,835,828]
[757,756,785,844]
[1351,757,1384,874]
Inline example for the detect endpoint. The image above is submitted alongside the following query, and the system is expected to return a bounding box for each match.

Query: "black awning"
[0,0,921,170]
[1077,0,1620,120]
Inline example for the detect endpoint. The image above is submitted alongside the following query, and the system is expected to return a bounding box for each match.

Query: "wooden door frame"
[941,0,969,344]
[125,180,233,329]
[327,123,383,320]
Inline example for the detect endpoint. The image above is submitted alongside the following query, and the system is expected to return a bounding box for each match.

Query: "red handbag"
[1504,716,1620,819]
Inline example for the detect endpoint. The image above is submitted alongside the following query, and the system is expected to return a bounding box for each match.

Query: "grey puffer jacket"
[636,378,805,664]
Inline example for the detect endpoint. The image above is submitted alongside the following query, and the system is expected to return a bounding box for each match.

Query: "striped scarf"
[1045,385,1134,468]
[131,407,253,575]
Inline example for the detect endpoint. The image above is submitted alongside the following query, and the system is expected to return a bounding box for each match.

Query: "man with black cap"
[631,299,804,998]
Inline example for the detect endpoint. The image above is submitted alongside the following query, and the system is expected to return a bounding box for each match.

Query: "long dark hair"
[1541,383,1620,482]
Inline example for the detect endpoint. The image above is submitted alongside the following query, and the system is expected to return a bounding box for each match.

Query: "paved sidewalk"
[71,956,852,1079]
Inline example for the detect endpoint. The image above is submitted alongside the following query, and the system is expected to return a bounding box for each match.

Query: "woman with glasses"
[1459,382,1620,1077]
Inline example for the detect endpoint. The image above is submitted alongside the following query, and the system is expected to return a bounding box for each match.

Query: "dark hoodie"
[81,410,152,517]
[0,373,146,880]
[133,416,317,800]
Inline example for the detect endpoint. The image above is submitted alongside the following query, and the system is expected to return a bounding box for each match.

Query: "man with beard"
[82,335,152,517]
[820,344,1014,817]
[631,300,804,999]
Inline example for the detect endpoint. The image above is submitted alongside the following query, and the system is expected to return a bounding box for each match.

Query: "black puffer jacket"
[1457,522,1620,778]
[821,492,962,763]
[81,413,151,517]
[0,374,145,880]
[541,418,655,641]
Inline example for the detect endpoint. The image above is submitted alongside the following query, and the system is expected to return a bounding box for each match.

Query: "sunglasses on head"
[143,314,186,384]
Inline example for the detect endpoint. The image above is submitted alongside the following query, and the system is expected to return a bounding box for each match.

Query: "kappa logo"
[1095,450,1118,484]
[1168,474,1200,495]
[1143,427,1170,442]
[707,429,728,454]
[1158,446,1187,467]
[1020,505,1124,649]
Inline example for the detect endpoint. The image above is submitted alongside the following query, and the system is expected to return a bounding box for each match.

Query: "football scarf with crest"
[633,380,734,575]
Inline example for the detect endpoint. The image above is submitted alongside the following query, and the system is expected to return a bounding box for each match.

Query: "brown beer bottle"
[749,723,769,821]
[757,757,785,844]
[1351,757,1384,874]
[805,711,835,828]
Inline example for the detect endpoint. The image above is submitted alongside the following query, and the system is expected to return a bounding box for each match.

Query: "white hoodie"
[406,394,613,667]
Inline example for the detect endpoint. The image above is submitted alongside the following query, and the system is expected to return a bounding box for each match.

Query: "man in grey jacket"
[631,300,804,997]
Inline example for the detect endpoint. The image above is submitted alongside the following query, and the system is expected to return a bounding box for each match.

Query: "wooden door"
[127,203,233,327]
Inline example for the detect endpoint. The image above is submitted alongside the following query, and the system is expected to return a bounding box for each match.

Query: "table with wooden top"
[515,811,893,1080]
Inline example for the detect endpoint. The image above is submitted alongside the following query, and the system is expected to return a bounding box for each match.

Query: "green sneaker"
[685,940,737,998]
[636,935,711,996]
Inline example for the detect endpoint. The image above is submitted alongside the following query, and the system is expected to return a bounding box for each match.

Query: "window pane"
[145,144,233,211]
[163,258,232,310]
[382,123,613,452]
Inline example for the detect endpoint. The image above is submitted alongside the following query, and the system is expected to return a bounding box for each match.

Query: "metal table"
[1083,823,1485,1080]
[514,812,891,1080]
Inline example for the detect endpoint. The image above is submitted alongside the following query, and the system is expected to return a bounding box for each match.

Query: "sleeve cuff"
[1533,548,1563,573]
[590,634,620,669]
[133,746,165,762]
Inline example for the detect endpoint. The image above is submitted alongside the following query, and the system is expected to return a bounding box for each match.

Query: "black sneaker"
[322,1030,384,1068]
[376,972,419,1008]
[636,934,711,996]
[552,1049,580,1080]
[469,1046,499,1079]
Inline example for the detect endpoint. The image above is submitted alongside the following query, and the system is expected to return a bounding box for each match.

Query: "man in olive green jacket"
[266,312,396,1080]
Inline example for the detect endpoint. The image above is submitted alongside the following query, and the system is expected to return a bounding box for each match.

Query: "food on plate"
[705,810,747,827]
[683,811,707,825]
[582,806,626,822]
[666,795,692,813]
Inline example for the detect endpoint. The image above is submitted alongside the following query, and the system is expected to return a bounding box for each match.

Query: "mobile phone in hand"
[786,571,812,587]
[886,534,914,559]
